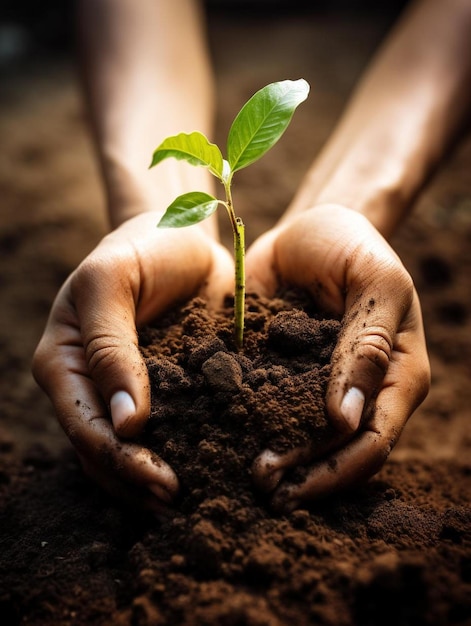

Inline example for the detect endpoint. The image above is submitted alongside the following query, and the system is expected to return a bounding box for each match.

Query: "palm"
[33,212,234,510]
[247,205,430,510]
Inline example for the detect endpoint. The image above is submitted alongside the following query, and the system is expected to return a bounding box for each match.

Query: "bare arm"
[77,0,218,232]
[284,0,471,237]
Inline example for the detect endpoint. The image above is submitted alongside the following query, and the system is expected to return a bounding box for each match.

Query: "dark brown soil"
[139,291,342,511]
[1,7,471,626]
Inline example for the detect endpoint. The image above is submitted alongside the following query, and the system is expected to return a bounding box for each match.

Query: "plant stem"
[223,181,245,350]
[234,217,245,350]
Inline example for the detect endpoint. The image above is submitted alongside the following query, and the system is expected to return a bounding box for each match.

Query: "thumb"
[326,258,414,434]
[71,254,150,439]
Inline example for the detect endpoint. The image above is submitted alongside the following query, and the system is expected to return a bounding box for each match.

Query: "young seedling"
[150,79,310,349]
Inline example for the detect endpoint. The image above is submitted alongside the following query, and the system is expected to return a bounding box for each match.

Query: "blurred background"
[0,0,408,72]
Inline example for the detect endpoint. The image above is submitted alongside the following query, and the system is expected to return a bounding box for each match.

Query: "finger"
[33,314,179,503]
[252,427,350,493]
[271,430,388,513]
[69,246,151,438]
[254,314,429,501]
[271,358,429,513]
[252,446,312,493]
[78,452,175,520]
[327,285,428,435]
[60,379,179,502]
[70,225,213,437]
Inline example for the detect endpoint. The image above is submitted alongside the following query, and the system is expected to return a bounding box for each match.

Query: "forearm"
[286,0,471,238]
[78,0,218,232]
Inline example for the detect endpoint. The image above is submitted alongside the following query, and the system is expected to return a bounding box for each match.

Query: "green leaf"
[227,79,310,173]
[150,131,224,179]
[157,191,219,228]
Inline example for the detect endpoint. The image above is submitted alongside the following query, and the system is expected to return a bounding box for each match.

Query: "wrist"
[100,149,220,239]
[284,130,431,239]
[99,151,151,229]
[311,148,421,239]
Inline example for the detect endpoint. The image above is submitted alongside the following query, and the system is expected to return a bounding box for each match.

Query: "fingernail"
[110,390,136,433]
[340,387,365,431]
[252,450,285,492]
[261,450,284,489]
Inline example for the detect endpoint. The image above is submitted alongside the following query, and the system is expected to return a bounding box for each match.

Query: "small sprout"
[150,79,310,349]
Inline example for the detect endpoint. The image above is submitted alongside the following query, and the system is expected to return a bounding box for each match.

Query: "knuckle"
[419,368,431,401]
[354,330,392,376]
[32,338,57,390]
[71,242,135,294]
[389,262,414,294]
[370,254,414,291]
[382,263,415,312]
[412,358,431,407]
[356,252,415,311]
[71,254,112,294]
[85,337,121,376]
[31,343,47,386]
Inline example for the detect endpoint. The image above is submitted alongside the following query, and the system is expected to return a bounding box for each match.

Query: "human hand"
[247,204,430,511]
[33,211,233,512]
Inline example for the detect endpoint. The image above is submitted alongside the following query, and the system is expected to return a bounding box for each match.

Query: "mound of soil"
[139,291,342,512]
[1,423,470,626]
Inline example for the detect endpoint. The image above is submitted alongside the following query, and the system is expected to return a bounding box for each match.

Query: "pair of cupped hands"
[33,204,430,514]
